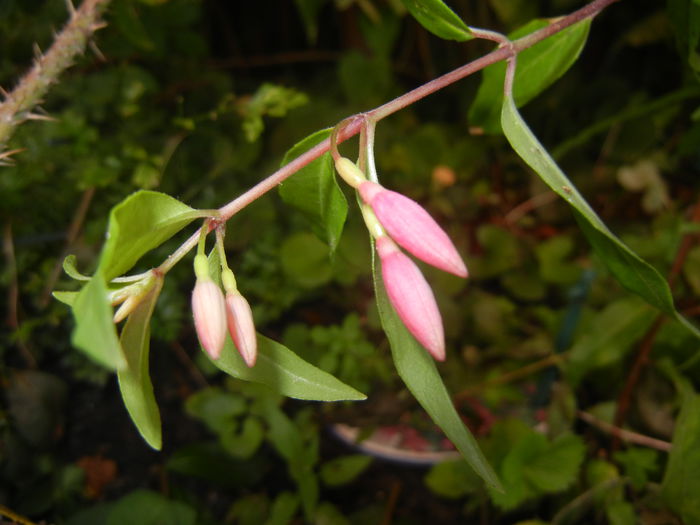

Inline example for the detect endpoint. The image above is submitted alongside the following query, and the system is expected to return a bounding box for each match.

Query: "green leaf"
[425,460,481,499]
[320,455,372,487]
[401,0,473,42]
[208,335,366,402]
[105,490,196,525]
[62,254,91,281]
[373,256,501,490]
[71,276,126,370]
[279,129,348,253]
[470,18,591,134]
[117,276,164,450]
[264,492,299,525]
[565,297,657,387]
[501,95,700,340]
[661,373,700,524]
[98,190,204,280]
[53,290,78,306]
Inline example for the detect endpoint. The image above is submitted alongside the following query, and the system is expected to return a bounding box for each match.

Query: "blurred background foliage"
[1,0,699,523]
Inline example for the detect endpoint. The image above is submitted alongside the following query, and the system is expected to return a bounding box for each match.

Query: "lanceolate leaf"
[470,19,591,134]
[71,276,127,370]
[373,256,501,490]
[401,0,473,42]
[501,95,700,340]
[279,129,348,253]
[99,191,206,280]
[208,335,366,402]
[117,275,164,450]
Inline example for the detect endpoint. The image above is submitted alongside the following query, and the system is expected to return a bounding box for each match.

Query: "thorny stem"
[0,0,112,151]
[155,0,620,276]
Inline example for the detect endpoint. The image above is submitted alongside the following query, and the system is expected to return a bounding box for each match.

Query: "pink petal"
[226,292,258,367]
[191,280,227,360]
[376,237,445,361]
[359,181,468,278]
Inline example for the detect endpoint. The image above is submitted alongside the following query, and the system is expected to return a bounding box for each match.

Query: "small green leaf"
[470,19,591,134]
[501,95,700,340]
[185,387,247,434]
[565,297,657,386]
[63,254,91,281]
[105,490,196,525]
[53,290,78,306]
[264,492,299,525]
[208,335,366,402]
[320,455,372,487]
[71,276,126,370]
[279,129,348,253]
[117,276,164,450]
[401,0,473,41]
[661,372,700,524]
[221,417,265,459]
[99,191,204,280]
[425,460,481,499]
[373,256,501,490]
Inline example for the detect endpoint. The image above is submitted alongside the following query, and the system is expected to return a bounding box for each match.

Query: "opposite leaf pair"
[335,157,468,361]
[191,254,257,367]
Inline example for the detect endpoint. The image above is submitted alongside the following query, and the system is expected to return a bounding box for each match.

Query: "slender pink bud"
[376,236,445,361]
[192,279,227,360]
[359,181,468,278]
[225,291,257,367]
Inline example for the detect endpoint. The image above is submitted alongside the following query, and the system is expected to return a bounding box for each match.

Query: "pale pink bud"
[359,181,468,278]
[192,279,227,360]
[225,291,257,367]
[376,236,445,361]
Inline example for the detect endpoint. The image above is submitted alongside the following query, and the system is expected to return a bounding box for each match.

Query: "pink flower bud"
[376,236,445,361]
[226,291,257,367]
[192,279,227,360]
[359,181,468,278]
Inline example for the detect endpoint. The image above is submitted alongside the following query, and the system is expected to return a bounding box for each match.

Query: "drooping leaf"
[63,254,91,281]
[98,190,205,280]
[501,95,700,341]
[373,256,501,490]
[53,290,78,306]
[117,275,164,450]
[71,276,126,370]
[470,18,591,134]
[401,0,473,42]
[208,335,366,402]
[279,129,348,253]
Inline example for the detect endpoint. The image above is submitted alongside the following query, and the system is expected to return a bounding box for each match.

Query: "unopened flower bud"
[359,180,468,278]
[376,236,445,361]
[226,291,257,367]
[192,255,227,359]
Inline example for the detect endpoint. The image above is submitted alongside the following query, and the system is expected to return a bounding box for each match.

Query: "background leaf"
[373,255,501,490]
[469,19,591,134]
[208,335,366,402]
[117,276,164,450]
[279,129,348,253]
[98,190,204,280]
[501,95,700,340]
[401,0,473,41]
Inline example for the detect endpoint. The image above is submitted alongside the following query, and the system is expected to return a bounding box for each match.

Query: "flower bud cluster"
[191,254,257,366]
[336,157,469,361]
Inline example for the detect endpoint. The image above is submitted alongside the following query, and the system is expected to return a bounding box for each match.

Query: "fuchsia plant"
[48,0,700,491]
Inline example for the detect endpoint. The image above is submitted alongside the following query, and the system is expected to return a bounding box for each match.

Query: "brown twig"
[0,0,112,150]
[612,198,700,448]
[380,479,402,525]
[578,410,672,452]
[2,223,37,368]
